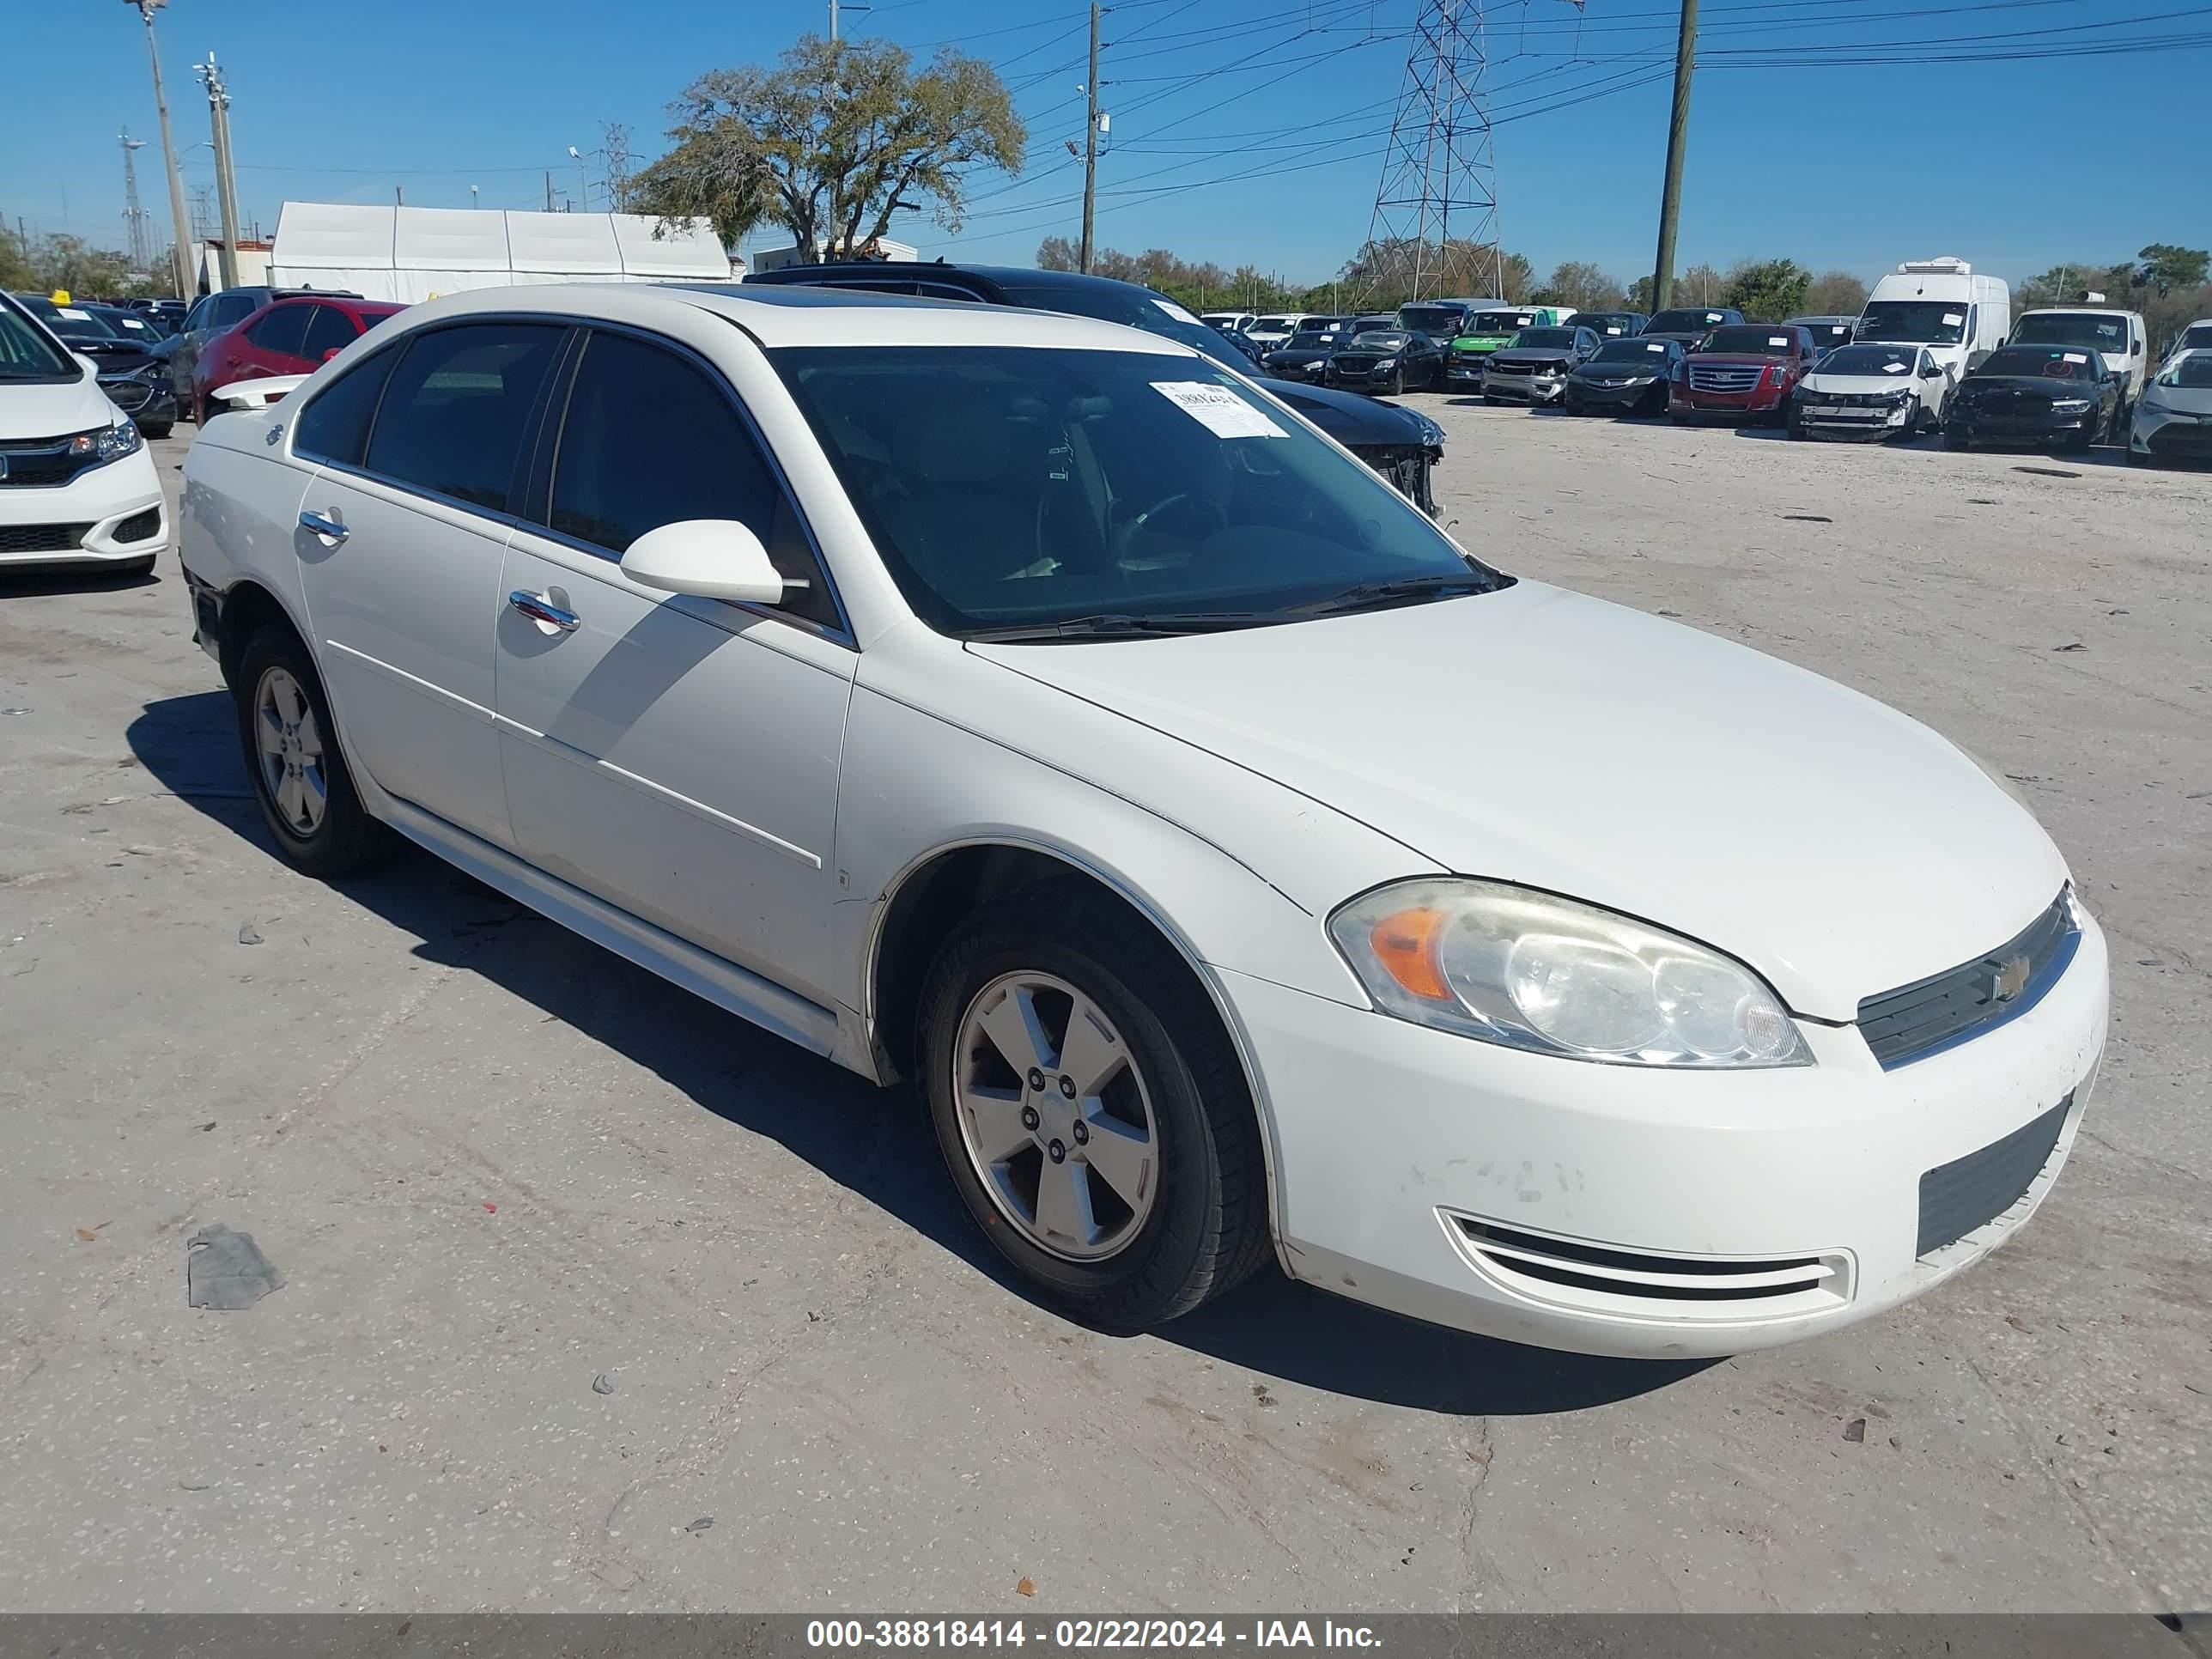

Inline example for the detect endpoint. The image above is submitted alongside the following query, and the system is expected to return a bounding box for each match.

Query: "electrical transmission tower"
[119,129,153,271]
[1361,0,1504,305]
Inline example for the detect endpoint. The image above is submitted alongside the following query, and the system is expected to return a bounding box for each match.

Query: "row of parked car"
[1204,292,2212,465]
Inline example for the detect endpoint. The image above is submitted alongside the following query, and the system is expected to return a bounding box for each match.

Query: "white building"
[267,203,738,303]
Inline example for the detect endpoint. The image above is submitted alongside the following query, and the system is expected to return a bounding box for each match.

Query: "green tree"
[1723,258,1811,322]
[635,35,1024,254]
[0,226,34,291]
[1542,260,1626,313]
[2136,243,2209,295]
[1802,269,1869,315]
[1672,263,1727,308]
[1036,235,1079,272]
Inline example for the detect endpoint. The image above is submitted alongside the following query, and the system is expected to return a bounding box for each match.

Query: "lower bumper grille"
[1445,1214,1850,1320]
[2146,422,2212,459]
[1917,1094,2073,1258]
[0,522,93,554]
[112,507,163,544]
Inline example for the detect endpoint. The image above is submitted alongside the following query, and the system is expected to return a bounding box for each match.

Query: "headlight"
[1328,879,1811,1068]
[67,421,143,465]
[1413,412,1444,447]
[2050,398,2092,413]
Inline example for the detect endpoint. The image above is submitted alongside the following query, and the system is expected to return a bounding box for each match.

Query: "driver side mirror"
[620,520,788,606]
[1921,362,1943,379]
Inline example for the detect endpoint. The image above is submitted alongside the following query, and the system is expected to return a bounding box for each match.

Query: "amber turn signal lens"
[1368,907,1453,1001]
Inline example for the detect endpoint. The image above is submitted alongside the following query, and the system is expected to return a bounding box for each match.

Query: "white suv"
[177,283,2106,1357]
[0,294,167,576]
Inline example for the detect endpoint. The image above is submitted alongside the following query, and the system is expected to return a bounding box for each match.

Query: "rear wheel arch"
[216,579,305,689]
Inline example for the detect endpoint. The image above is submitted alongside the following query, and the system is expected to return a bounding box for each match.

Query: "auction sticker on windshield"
[1153,380,1288,439]
[1152,298,1203,325]
[1943,313,1963,325]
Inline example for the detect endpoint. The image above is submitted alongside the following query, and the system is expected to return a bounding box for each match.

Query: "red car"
[1669,324,1820,426]
[192,295,404,422]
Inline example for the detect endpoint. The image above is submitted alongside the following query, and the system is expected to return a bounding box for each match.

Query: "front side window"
[301,305,357,362]
[364,322,563,512]
[774,344,1504,638]
[293,346,398,467]
[549,331,838,628]
[0,300,77,381]
[246,305,312,358]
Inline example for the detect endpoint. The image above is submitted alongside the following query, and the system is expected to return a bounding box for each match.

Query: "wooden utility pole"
[1080,2,1102,273]
[123,1,198,298]
[1649,0,1698,313]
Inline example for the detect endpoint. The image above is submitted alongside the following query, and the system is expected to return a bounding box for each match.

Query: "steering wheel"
[1113,489,1228,564]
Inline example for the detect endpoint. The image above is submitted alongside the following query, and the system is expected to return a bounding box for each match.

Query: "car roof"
[369,280,1192,355]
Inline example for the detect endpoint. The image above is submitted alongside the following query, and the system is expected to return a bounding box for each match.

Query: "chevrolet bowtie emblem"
[1991,955,2032,1004]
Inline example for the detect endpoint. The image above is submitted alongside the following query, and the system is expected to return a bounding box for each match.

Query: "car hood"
[1802,371,1920,394]
[1264,380,1430,447]
[0,374,117,440]
[969,581,2067,1017]
[1956,376,2087,398]
[2144,384,2212,415]
[1450,334,1515,350]
[79,341,159,374]
[1487,348,1572,367]
[1687,353,1786,368]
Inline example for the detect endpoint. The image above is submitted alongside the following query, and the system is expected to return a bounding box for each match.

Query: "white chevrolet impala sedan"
[178,284,2107,1358]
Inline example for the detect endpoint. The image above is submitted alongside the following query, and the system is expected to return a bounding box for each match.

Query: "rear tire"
[917,877,1273,1334]
[1943,424,1971,452]
[234,625,399,878]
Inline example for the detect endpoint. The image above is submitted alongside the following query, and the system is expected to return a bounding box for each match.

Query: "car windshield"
[1467,311,1535,334]
[44,305,120,340]
[1348,331,1409,349]
[1976,346,2098,380]
[2012,312,2128,351]
[2156,353,2212,388]
[1857,301,1966,344]
[1581,313,1638,335]
[1591,339,1671,364]
[1397,305,1463,335]
[0,302,79,380]
[1255,316,1297,331]
[1510,328,1577,349]
[2177,324,2212,354]
[1818,344,1919,376]
[773,344,1504,637]
[1648,308,1728,333]
[1696,326,1794,356]
[1287,326,1339,344]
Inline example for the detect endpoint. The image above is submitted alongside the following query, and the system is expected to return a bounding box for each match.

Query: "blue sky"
[5,0,2208,291]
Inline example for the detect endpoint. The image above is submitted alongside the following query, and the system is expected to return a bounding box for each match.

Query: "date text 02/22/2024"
[805,1620,1381,1649]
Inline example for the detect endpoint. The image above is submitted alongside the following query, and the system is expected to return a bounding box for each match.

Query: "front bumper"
[2130,407,2212,462]
[100,375,179,427]
[0,446,167,569]
[1324,364,1410,394]
[1566,377,1661,409]
[1950,410,2097,443]
[1483,371,1567,404]
[1672,386,1787,419]
[1796,398,1917,438]
[1220,908,2107,1359]
[1444,356,1497,385]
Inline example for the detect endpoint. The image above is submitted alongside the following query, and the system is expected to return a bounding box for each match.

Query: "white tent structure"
[268,204,735,303]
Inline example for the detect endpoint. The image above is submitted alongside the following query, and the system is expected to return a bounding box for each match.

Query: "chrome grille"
[1687,363,1765,392]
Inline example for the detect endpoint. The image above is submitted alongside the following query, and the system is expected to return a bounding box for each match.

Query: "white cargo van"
[1856,258,2010,412]
[2010,301,2149,413]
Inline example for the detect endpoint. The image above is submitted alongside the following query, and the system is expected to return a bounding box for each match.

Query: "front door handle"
[299,509,348,544]
[508,590,580,632]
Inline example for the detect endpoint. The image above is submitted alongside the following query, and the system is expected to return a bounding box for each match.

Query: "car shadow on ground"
[0,566,161,599]
[129,688,1708,1418]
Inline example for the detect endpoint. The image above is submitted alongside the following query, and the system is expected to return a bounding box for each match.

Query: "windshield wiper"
[964,611,1266,643]
[1277,571,1504,620]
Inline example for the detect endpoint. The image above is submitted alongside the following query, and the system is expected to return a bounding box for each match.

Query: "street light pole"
[194,52,243,289]
[124,0,199,298]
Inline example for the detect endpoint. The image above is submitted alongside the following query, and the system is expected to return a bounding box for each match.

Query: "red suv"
[1669,324,1820,425]
[192,295,404,422]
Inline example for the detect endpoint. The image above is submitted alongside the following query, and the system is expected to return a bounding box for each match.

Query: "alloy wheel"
[254,665,328,837]
[951,971,1160,1261]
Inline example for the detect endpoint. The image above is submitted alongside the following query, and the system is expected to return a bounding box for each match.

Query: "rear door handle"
[508,590,580,632]
[299,509,348,544]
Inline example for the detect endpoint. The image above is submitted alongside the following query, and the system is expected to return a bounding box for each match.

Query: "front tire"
[140,420,173,440]
[917,878,1272,1333]
[234,626,398,877]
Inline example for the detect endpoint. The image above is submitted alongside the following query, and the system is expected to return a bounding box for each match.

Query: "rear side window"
[549,330,839,629]
[294,347,398,467]
[301,305,356,362]
[246,305,311,357]
[365,323,563,512]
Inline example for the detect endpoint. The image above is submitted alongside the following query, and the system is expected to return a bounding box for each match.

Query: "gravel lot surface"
[0,410,2204,1614]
